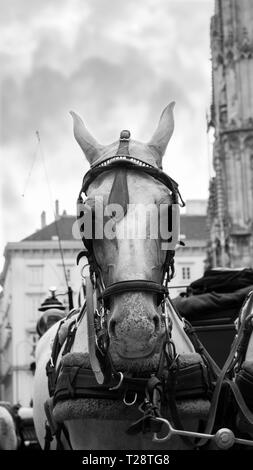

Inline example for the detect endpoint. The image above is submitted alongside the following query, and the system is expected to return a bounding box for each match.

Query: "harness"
[44,301,214,450]
[43,130,253,450]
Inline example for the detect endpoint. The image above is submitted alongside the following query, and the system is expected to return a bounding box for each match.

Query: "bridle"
[75,129,186,393]
[76,129,185,308]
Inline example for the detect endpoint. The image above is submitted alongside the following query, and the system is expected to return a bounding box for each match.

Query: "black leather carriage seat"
[172,268,253,367]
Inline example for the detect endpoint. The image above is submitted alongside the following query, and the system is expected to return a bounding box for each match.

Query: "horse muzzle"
[108,291,163,360]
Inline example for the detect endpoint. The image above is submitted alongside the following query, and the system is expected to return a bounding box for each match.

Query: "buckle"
[123,391,137,406]
[109,372,124,391]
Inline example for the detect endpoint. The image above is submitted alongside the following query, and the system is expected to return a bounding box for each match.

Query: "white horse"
[0,405,18,450]
[33,104,253,450]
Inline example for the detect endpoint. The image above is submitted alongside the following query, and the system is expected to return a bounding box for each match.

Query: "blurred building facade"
[0,211,83,406]
[207,0,253,268]
[169,201,209,297]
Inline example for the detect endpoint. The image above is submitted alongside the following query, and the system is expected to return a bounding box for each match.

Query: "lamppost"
[36,287,65,337]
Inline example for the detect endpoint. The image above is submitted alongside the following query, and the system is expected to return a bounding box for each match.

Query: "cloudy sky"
[0,0,214,268]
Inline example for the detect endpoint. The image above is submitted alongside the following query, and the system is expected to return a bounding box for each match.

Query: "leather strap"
[100,280,167,307]
[46,320,65,397]
[53,366,149,404]
[184,319,221,381]
[108,130,130,216]
[108,169,129,219]
[126,376,163,435]
[80,159,183,205]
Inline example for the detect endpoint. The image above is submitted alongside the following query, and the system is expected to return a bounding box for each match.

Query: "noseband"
[77,129,185,304]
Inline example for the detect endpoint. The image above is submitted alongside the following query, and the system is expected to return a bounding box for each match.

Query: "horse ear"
[70,111,103,166]
[148,102,175,167]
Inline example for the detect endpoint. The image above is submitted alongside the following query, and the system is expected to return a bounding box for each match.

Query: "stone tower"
[207,0,253,268]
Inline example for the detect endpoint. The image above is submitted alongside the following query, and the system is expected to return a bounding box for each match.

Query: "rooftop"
[23,215,76,242]
[180,215,208,241]
[22,214,208,242]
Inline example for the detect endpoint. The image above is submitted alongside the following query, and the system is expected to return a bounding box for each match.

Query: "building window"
[57,264,73,285]
[27,266,43,285]
[182,267,191,280]
[26,294,44,323]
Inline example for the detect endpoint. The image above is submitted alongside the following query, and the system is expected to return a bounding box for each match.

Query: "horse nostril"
[109,319,116,337]
[153,315,160,332]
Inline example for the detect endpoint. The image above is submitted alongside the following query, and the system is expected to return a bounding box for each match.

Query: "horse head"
[71,103,181,372]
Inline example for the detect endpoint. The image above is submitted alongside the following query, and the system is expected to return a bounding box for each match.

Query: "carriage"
[31,103,253,451]
[174,268,253,368]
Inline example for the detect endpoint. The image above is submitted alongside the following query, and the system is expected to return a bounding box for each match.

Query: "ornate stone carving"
[225,30,234,49]
[225,134,239,152]
[246,117,253,128]
[240,27,253,59]
[207,177,218,219]
[244,135,253,150]
[225,49,234,66]
[219,104,227,127]
[229,119,237,128]
[211,15,223,69]
[224,30,235,66]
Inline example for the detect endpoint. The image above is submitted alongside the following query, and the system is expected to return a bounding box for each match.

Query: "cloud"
[0,0,214,264]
